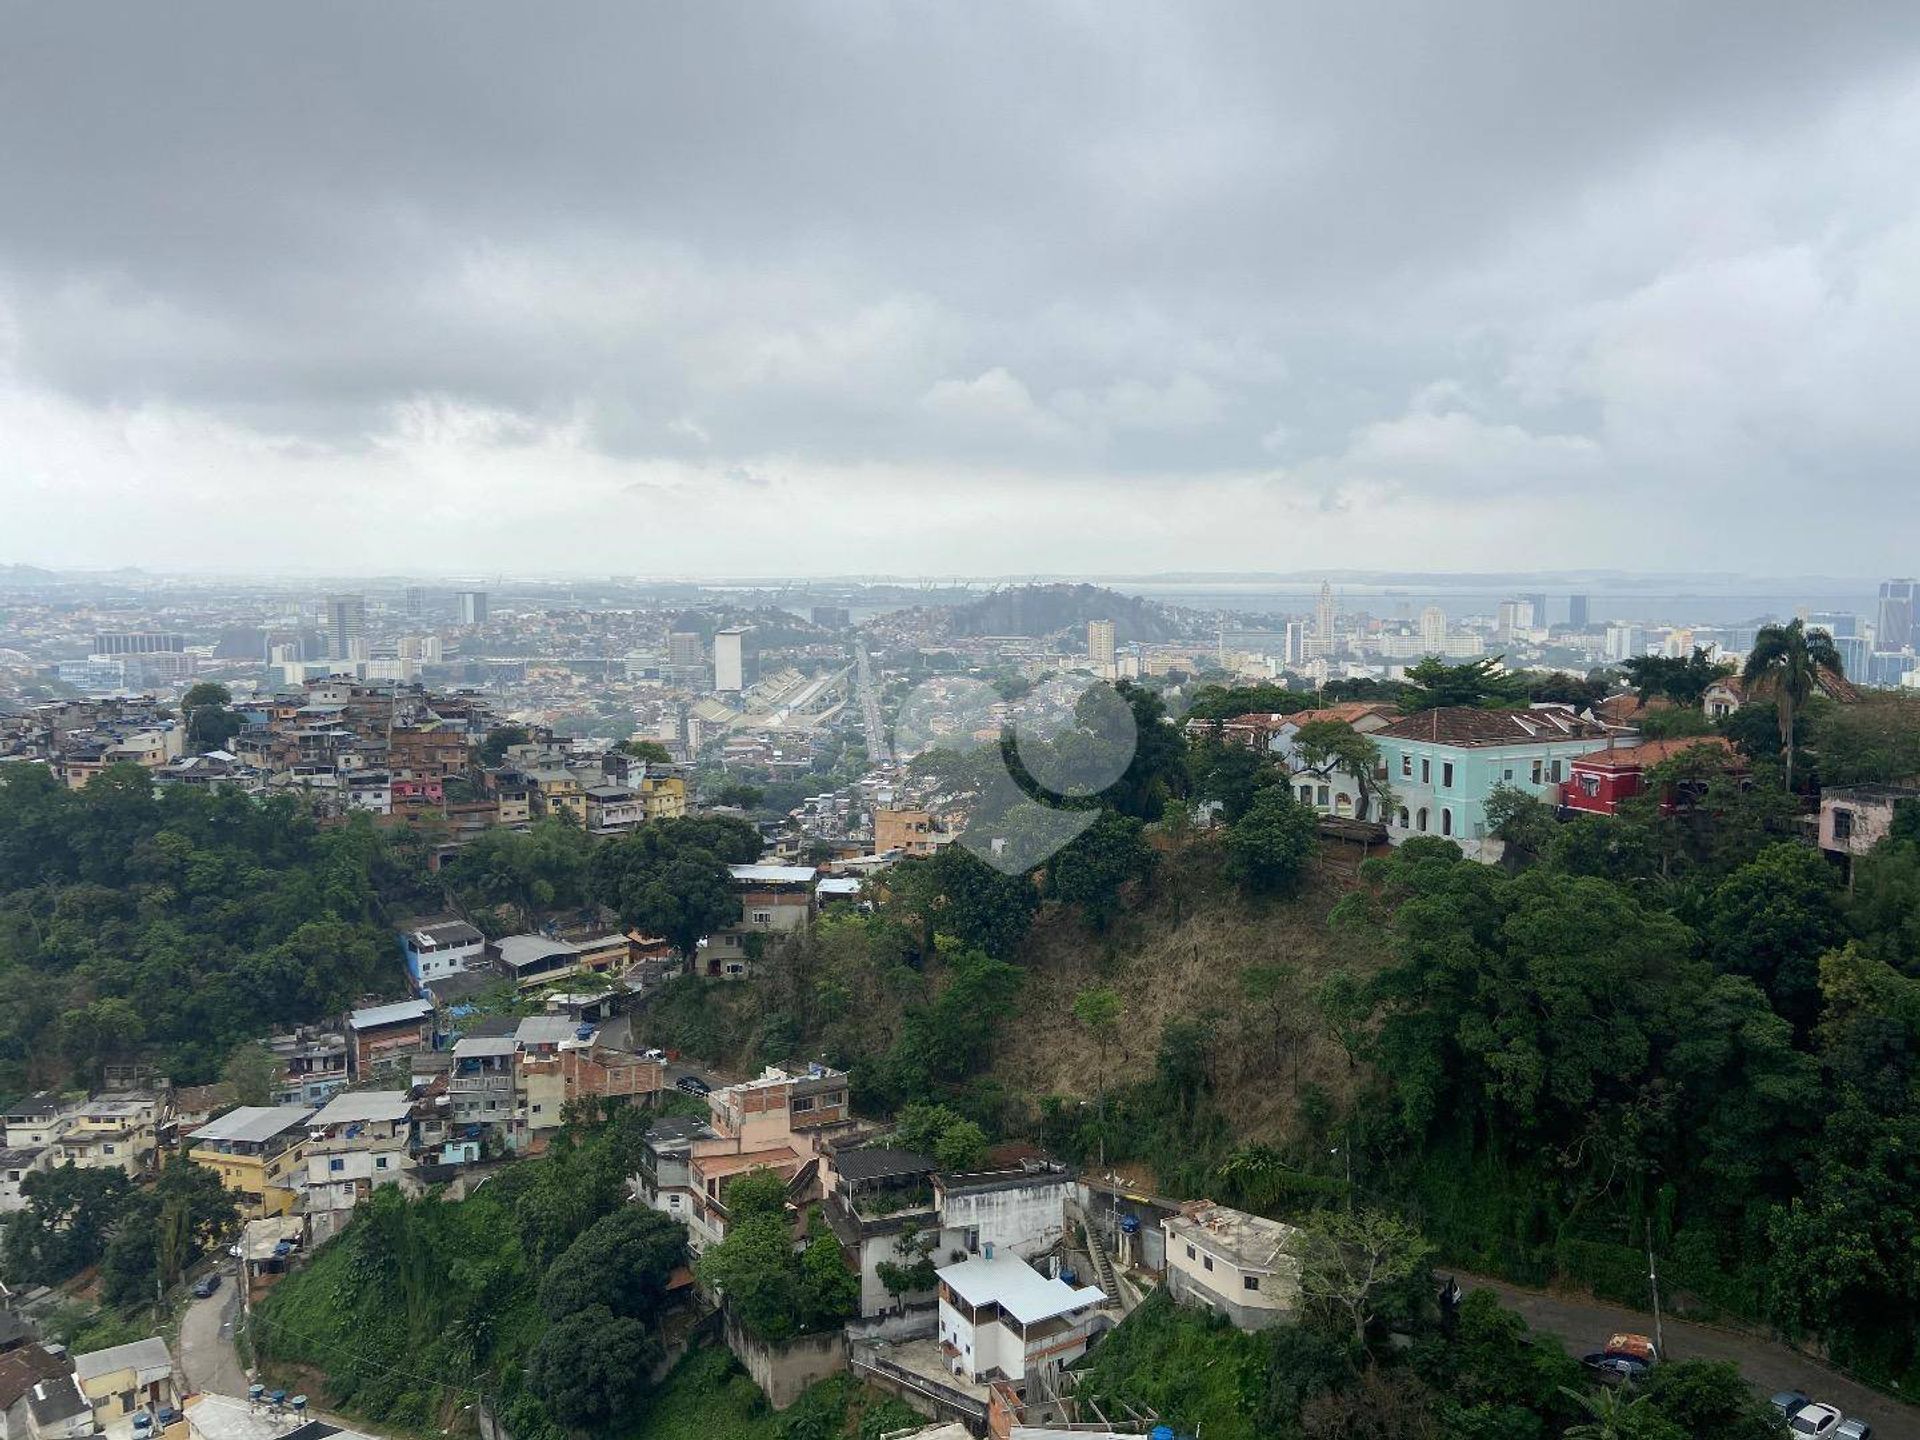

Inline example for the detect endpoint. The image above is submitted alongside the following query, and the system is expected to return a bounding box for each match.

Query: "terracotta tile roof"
[1375,706,1610,747]
[1573,736,1738,771]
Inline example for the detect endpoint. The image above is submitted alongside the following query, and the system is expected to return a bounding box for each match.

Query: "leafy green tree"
[798,1229,861,1329]
[527,1304,659,1432]
[539,1206,685,1322]
[181,682,242,751]
[221,1041,278,1106]
[1483,782,1556,859]
[2,1164,135,1283]
[1183,681,1312,721]
[1620,647,1733,706]
[619,738,674,765]
[1643,1359,1782,1440]
[478,724,533,766]
[1187,738,1278,824]
[1293,719,1394,820]
[1404,656,1526,711]
[1047,811,1155,930]
[1705,843,1843,1022]
[1097,680,1188,821]
[1811,694,1920,786]
[1559,1385,1686,1440]
[1742,618,1843,790]
[1296,1208,1434,1348]
[590,822,745,961]
[891,845,1038,961]
[1225,787,1320,896]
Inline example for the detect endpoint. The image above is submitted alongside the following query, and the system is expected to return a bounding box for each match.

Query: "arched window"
[1354,795,1369,820]
[1416,808,1429,832]
[1398,807,1410,829]
[1335,793,1353,816]
[1441,808,1453,836]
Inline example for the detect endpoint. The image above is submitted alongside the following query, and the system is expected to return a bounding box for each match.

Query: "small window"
[1441,809,1453,837]
[1202,1255,1213,1271]
[1579,774,1600,798]
[1316,785,1330,807]
[1531,759,1543,784]
[1397,807,1409,828]
[1298,784,1313,804]
[1417,808,1429,832]
[330,1158,344,1172]
[1550,759,1563,782]
[1833,808,1855,840]
[375,1157,389,1170]
[1186,1244,1196,1260]
[1503,768,1514,781]
[1244,1276,1261,1292]
[1401,754,1412,777]
[1441,762,1454,788]
[1420,758,1431,784]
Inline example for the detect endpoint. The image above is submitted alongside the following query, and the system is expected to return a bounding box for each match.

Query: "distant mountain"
[945,583,1183,643]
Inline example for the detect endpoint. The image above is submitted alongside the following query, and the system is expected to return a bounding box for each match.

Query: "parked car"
[675,1075,711,1096]
[1790,1404,1845,1438]
[191,1273,221,1298]
[1580,1352,1651,1385]
[1773,1392,1813,1418]
[642,1048,665,1060]
[1835,1418,1872,1440]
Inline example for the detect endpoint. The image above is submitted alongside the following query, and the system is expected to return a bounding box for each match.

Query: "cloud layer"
[3,3,1919,575]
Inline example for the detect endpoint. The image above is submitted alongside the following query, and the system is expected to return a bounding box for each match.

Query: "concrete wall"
[844,1302,938,1344]
[1165,1262,1294,1331]
[722,1312,846,1409]
[940,1178,1069,1260]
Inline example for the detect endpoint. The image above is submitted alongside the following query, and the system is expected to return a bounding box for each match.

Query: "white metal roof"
[495,934,584,968]
[348,998,434,1029]
[453,1036,516,1057]
[729,863,817,884]
[514,1016,583,1045]
[935,1255,1106,1325]
[189,1105,317,1145]
[308,1091,412,1126]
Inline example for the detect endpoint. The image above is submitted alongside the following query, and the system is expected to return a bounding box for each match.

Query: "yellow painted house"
[187,1105,314,1218]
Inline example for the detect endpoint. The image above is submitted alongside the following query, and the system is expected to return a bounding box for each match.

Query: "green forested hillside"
[0,764,434,1087]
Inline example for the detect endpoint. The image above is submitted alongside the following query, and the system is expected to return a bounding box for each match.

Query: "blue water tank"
[1151,1427,1176,1440]
[1120,1213,1141,1234]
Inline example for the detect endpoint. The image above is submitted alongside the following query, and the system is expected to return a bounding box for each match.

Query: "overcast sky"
[5,3,1920,577]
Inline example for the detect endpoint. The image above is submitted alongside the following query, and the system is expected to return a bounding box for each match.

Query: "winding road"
[1455,1271,1920,1440]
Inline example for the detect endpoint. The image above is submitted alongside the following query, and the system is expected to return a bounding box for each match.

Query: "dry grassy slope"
[991,839,1386,1147]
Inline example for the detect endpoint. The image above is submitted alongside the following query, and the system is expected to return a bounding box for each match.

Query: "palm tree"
[1558,1384,1649,1439]
[1741,617,1843,791]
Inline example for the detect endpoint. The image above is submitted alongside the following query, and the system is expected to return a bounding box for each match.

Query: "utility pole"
[1646,1236,1665,1357]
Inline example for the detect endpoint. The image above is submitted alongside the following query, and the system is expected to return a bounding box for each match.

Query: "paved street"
[1456,1271,1920,1440]
[177,1270,249,1399]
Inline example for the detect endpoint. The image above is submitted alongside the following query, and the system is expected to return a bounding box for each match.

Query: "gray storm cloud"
[2,2,1919,573]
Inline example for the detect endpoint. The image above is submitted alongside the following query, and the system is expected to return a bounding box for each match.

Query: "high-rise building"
[93,632,185,656]
[1876,579,1916,652]
[1312,582,1337,658]
[1568,595,1590,629]
[1496,599,1535,639]
[1088,619,1117,668]
[668,632,703,669]
[713,627,748,693]
[327,595,366,662]
[404,586,430,619]
[1419,605,1446,654]
[1284,621,1305,666]
[1524,593,1548,627]
[1605,624,1647,662]
[458,590,489,626]
[1810,611,1859,639]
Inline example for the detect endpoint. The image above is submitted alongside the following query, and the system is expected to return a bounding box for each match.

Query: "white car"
[1835,1418,1872,1440]
[1791,1403,1845,1437]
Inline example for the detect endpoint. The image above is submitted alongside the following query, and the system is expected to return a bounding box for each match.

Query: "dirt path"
[1454,1271,1920,1440]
